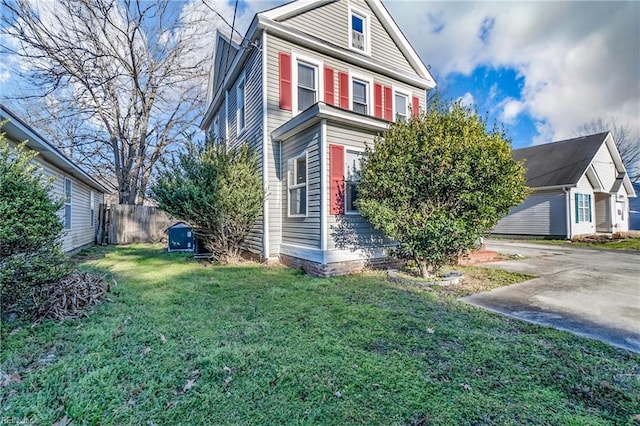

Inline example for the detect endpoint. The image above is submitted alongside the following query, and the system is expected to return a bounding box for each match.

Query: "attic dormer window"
[349,6,370,55]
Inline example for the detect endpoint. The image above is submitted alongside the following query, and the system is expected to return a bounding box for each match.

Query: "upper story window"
[352,79,369,114]
[236,76,246,134]
[394,92,409,122]
[288,153,308,216]
[64,178,72,230]
[349,6,370,55]
[297,62,317,111]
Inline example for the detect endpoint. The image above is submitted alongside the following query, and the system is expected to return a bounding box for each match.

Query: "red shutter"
[374,83,383,118]
[383,86,393,121]
[324,67,335,105]
[338,72,349,109]
[279,52,292,111]
[329,144,345,215]
[412,96,420,118]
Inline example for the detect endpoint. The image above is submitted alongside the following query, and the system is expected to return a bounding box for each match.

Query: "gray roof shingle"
[513,132,608,188]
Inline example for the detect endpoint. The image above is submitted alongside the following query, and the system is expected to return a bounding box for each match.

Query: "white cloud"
[386,1,640,145]
[499,98,525,125]
[458,92,475,108]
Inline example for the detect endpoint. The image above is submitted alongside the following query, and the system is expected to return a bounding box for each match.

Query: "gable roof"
[0,104,109,193]
[514,132,636,196]
[260,0,434,84]
[201,0,436,129]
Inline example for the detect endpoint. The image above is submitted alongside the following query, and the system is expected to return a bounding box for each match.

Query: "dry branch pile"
[34,271,111,322]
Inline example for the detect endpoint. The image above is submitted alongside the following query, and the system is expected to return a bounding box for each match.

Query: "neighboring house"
[493,132,636,239]
[201,0,436,276]
[1,105,108,252]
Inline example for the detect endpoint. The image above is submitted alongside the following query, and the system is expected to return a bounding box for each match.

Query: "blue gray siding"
[281,124,322,248]
[493,190,567,237]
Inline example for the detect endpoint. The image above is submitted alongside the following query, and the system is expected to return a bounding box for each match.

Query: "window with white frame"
[352,79,369,114]
[576,193,591,223]
[64,178,72,230]
[297,62,317,112]
[90,191,95,227]
[212,115,220,142]
[288,153,307,216]
[236,77,246,133]
[345,149,363,213]
[394,92,409,122]
[349,6,369,54]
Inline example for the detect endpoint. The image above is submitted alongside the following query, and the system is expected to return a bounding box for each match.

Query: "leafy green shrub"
[150,141,264,263]
[0,131,71,317]
[357,99,528,278]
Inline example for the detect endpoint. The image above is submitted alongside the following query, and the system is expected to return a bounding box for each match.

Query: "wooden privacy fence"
[97,204,174,245]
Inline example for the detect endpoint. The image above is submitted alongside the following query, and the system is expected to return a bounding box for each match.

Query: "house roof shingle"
[513,132,609,188]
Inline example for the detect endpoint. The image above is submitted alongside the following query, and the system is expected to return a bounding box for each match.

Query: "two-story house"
[200,0,436,276]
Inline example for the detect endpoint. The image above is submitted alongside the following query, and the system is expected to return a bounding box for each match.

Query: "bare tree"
[1,0,225,204]
[575,117,640,183]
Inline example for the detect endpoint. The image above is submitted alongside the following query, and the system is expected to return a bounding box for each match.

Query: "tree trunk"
[417,260,429,279]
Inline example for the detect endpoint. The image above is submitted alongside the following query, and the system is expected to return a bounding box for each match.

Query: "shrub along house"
[200,0,436,276]
[493,132,636,239]
[1,104,108,252]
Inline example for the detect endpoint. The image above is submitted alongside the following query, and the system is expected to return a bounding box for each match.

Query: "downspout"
[563,186,572,240]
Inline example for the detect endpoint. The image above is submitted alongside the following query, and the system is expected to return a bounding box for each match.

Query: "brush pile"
[34,271,111,323]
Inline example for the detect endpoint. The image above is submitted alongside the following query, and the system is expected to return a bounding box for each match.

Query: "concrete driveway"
[462,240,640,352]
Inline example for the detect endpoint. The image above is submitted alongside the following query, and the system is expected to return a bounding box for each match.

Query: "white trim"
[291,52,324,115]
[272,102,388,142]
[280,243,390,265]
[224,90,229,145]
[200,15,436,129]
[348,4,371,56]
[236,73,247,136]
[90,190,95,228]
[348,71,374,116]
[344,146,365,215]
[261,0,335,21]
[212,114,220,142]
[320,119,328,251]
[258,0,434,83]
[287,151,309,218]
[262,31,270,259]
[0,106,108,193]
[64,177,72,230]
[392,85,411,122]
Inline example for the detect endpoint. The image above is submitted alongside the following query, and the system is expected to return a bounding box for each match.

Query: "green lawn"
[1,245,639,425]
[522,237,640,251]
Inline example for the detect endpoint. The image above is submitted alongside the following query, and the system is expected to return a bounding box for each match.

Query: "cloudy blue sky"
[2,0,638,151]
[243,0,640,149]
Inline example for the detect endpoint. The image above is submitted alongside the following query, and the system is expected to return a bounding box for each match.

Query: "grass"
[529,239,640,251]
[1,245,639,425]
[519,232,640,251]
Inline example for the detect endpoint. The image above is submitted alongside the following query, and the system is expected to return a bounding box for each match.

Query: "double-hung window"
[289,154,307,216]
[297,62,317,112]
[64,178,72,230]
[576,193,591,223]
[352,79,369,114]
[349,6,369,54]
[90,191,95,227]
[394,92,409,122]
[345,149,363,213]
[212,115,220,142]
[237,77,246,133]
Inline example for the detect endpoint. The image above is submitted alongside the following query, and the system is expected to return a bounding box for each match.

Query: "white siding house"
[493,132,636,239]
[1,105,109,252]
[200,0,436,276]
